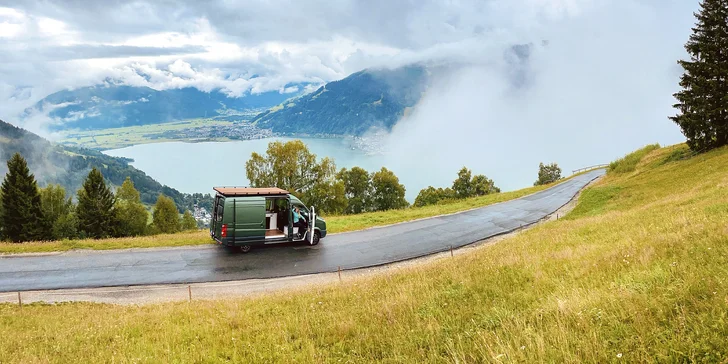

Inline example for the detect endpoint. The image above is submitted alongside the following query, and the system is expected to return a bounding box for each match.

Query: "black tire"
[239,245,252,253]
[309,231,321,246]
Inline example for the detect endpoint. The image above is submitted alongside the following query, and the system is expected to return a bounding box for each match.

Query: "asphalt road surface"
[0,169,605,292]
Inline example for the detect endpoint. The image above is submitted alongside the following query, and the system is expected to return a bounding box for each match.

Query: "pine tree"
[77,168,116,239]
[115,177,149,237]
[0,153,45,242]
[670,0,728,152]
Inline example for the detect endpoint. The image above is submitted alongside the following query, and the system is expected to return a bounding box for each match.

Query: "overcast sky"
[0,0,704,194]
[0,0,696,115]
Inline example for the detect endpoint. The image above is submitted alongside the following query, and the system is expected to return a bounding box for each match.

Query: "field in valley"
[58,118,256,150]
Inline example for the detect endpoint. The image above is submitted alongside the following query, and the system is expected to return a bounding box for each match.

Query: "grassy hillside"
[0,119,211,212]
[2,143,726,362]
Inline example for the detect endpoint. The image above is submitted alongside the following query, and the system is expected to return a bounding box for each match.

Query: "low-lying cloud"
[381,0,697,197]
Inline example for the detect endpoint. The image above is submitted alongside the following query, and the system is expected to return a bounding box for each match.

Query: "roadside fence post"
[450,245,453,257]
[17,292,22,308]
[338,266,342,282]
[188,285,192,302]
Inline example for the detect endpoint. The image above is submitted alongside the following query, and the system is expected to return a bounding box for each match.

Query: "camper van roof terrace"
[213,187,290,197]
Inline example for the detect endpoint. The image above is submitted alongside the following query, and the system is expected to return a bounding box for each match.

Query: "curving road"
[0,169,604,292]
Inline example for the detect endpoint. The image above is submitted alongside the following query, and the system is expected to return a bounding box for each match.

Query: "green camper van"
[209,187,327,253]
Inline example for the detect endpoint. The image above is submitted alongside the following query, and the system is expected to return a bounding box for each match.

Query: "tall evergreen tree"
[670,0,728,152]
[77,168,116,239]
[0,153,45,242]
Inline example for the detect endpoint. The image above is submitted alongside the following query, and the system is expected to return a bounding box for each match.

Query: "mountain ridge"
[251,65,430,136]
[25,83,313,131]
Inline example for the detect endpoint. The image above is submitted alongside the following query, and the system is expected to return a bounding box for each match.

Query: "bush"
[534,163,562,186]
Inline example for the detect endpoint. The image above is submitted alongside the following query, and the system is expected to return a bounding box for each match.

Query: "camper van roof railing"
[213,187,290,196]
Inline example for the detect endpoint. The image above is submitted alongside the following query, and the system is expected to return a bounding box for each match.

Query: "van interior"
[265,197,289,239]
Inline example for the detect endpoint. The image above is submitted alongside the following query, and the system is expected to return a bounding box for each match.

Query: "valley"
[58,118,274,150]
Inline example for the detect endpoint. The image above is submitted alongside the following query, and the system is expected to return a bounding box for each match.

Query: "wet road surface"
[0,169,604,292]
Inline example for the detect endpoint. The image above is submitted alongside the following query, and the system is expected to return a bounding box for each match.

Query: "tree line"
[0,153,198,243]
[245,140,409,215]
[246,140,563,214]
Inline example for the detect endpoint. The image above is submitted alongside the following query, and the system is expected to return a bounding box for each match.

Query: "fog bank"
[381,0,696,196]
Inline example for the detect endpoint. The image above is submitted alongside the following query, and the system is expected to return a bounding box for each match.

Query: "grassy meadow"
[59,119,233,150]
[1,143,726,362]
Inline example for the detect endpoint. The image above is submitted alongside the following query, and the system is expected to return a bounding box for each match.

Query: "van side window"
[216,201,224,222]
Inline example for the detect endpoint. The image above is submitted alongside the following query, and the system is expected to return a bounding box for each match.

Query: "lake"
[103,137,564,203]
[103,138,394,198]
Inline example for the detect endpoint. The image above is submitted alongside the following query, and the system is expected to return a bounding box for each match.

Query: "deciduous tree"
[337,166,373,214]
[534,162,562,186]
[153,194,180,234]
[40,184,75,239]
[245,140,346,214]
[115,177,148,237]
[371,167,408,211]
[181,210,198,231]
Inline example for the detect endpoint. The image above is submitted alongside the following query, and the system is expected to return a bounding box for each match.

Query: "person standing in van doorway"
[293,206,308,239]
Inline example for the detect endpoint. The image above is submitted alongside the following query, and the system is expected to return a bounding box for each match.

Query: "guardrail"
[572,164,609,174]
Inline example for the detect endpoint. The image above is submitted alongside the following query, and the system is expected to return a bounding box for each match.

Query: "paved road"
[0,169,604,292]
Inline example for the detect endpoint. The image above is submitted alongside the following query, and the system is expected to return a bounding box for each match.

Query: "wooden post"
[450,245,453,257]
[18,292,22,308]
[338,266,342,282]
[188,285,192,301]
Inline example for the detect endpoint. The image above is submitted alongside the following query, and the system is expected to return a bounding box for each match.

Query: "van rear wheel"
[239,245,252,253]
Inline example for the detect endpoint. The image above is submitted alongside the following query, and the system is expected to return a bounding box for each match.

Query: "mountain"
[0,119,210,212]
[26,82,312,131]
[250,65,430,136]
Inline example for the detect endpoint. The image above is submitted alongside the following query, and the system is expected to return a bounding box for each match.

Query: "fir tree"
[77,168,116,239]
[0,153,45,242]
[670,0,728,152]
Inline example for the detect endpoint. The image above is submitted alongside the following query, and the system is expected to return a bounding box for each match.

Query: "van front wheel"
[309,231,320,246]
[239,245,252,253]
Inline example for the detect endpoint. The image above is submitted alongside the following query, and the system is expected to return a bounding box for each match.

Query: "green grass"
[1,143,727,362]
[0,231,209,254]
[325,182,557,233]
[608,143,660,174]
[0,175,582,255]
